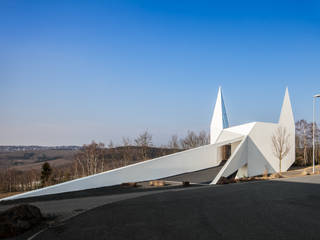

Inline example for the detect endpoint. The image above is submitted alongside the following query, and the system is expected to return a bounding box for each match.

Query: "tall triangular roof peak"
[279,87,295,128]
[210,87,229,144]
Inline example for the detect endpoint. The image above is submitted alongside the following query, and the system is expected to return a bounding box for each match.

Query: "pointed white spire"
[279,87,295,128]
[278,87,295,171]
[210,87,229,144]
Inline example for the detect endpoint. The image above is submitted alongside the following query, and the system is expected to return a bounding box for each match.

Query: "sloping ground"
[33,175,320,240]
[162,160,227,184]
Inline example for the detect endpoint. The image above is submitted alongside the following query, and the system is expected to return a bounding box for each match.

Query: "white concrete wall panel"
[247,122,279,176]
[216,131,243,144]
[3,143,222,201]
[224,122,256,136]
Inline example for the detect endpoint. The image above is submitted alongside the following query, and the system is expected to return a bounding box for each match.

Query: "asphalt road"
[0,183,197,223]
[33,175,320,240]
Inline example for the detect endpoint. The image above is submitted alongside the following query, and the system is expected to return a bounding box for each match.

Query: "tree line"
[295,119,320,166]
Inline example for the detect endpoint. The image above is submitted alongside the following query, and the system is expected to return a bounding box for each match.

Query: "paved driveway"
[0,186,199,223]
[32,175,320,240]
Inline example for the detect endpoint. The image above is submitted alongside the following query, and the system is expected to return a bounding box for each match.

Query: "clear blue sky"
[1,0,319,146]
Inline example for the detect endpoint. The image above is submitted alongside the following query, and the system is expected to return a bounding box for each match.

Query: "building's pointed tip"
[279,87,294,126]
[210,87,229,144]
[284,87,291,101]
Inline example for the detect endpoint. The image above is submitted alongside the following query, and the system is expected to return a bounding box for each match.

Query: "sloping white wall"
[247,122,279,176]
[224,122,256,136]
[3,141,232,201]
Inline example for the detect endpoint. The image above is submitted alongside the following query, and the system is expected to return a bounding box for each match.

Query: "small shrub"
[0,204,43,238]
[121,182,138,187]
[182,181,190,187]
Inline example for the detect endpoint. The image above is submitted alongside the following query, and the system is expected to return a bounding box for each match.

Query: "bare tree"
[198,130,210,146]
[180,130,209,149]
[107,141,118,169]
[272,126,291,173]
[180,131,198,149]
[295,120,320,165]
[296,120,312,165]
[73,141,106,176]
[134,131,153,147]
[168,134,180,149]
[108,140,114,149]
[122,137,132,165]
[135,130,153,160]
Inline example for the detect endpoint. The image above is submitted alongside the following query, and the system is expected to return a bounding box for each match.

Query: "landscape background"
[0,119,319,197]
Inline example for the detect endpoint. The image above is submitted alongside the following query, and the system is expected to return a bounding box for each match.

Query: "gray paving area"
[0,183,199,223]
[162,162,226,183]
[31,175,320,240]
[273,173,320,183]
[0,190,177,222]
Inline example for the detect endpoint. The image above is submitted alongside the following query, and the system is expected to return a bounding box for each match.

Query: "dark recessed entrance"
[221,144,231,161]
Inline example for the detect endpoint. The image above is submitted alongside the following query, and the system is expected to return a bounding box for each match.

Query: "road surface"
[29,175,320,240]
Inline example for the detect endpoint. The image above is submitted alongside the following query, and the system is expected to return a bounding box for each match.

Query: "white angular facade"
[2,88,295,201]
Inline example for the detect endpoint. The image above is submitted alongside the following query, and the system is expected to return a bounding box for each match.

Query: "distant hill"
[0,149,78,171]
[0,146,81,152]
[0,146,181,172]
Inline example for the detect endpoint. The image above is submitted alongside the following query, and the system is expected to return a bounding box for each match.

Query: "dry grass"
[149,180,167,187]
[218,173,283,185]
[269,173,283,179]
[218,165,320,185]
[301,169,310,176]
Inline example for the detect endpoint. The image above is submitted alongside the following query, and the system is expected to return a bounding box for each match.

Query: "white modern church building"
[2,88,295,201]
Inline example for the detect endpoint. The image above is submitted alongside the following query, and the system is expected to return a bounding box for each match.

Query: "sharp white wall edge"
[2,139,238,201]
